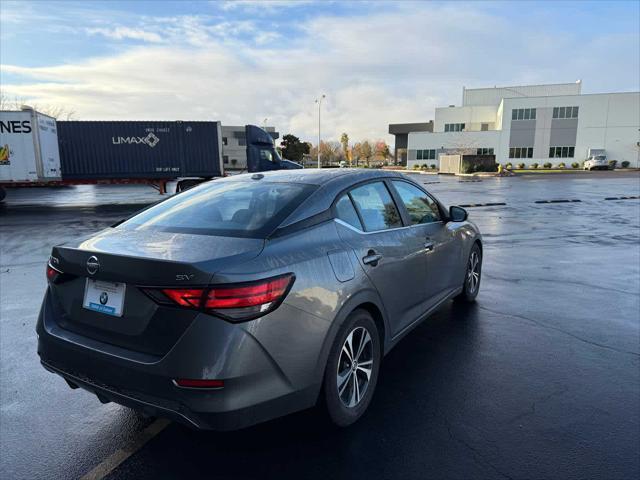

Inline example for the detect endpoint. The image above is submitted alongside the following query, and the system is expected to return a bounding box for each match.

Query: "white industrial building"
[399,82,639,168]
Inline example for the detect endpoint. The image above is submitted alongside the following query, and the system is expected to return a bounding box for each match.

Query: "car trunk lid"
[48,228,264,356]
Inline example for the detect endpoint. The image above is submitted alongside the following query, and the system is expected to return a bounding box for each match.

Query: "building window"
[552,106,579,119]
[417,149,436,160]
[238,138,246,146]
[509,147,533,159]
[476,148,494,155]
[481,123,489,131]
[549,146,575,158]
[222,137,228,146]
[223,155,229,164]
[511,108,537,120]
[444,123,465,132]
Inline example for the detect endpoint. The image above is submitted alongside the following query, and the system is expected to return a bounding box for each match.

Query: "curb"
[534,199,582,204]
[459,202,507,208]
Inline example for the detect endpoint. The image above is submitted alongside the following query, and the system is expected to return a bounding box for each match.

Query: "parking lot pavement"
[1,172,638,479]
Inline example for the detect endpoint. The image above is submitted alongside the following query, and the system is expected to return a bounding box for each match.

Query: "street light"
[315,94,326,168]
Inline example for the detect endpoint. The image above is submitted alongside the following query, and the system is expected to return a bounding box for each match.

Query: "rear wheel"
[456,243,482,302]
[322,309,381,427]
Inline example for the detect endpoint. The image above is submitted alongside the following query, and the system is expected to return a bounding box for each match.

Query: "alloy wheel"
[467,250,480,294]
[336,326,373,408]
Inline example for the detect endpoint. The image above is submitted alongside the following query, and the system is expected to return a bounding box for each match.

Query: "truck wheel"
[0,187,6,202]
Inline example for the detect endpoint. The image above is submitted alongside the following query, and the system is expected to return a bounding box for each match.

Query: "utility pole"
[315,95,326,168]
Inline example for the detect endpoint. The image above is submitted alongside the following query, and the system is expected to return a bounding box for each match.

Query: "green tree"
[340,133,350,166]
[280,134,310,162]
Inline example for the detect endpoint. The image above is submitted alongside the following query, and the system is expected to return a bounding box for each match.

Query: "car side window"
[391,180,441,224]
[349,182,402,232]
[335,195,363,230]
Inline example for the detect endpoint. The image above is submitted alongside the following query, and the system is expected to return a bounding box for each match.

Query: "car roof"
[219,168,405,187]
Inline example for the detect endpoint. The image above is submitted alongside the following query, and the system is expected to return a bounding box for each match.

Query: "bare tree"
[0,93,76,119]
[445,137,481,155]
[360,140,373,167]
[0,94,26,111]
[32,103,76,120]
[309,141,345,166]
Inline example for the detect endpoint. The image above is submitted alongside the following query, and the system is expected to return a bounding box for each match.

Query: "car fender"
[453,222,482,285]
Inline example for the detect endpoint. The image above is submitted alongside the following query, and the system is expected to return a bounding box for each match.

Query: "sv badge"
[176,274,195,281]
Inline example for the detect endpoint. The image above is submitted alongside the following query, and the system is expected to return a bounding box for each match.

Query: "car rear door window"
[335,195,363,230]
[119,181,315,238]
[392,180,441,224]
[349,182,402,231]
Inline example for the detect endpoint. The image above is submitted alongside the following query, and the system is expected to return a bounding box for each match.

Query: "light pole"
[315,94,326,168]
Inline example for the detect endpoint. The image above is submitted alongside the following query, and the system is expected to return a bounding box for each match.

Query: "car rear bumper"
[36,289,323,430]
[39,359,316,430]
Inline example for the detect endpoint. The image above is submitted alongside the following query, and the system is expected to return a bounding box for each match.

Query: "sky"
[1,0,638,145]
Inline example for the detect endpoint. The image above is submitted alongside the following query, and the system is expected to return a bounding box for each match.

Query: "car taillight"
[145,273,295,322]
[161,289,204,308]
[46,258,63,283]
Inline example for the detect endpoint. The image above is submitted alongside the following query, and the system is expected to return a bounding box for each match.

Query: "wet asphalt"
[0,171,638,480]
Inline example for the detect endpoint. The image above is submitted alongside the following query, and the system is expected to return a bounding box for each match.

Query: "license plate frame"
[82,278,126,317]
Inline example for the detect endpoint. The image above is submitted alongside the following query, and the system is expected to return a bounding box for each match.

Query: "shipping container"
[57,120,223,179]
[0,108,61,182]
[0,114,299,202]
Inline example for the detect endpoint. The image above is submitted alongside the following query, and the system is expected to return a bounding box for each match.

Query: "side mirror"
[449,205,468,222]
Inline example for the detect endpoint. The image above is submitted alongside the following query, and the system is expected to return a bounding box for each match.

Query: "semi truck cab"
[245,125,302,172]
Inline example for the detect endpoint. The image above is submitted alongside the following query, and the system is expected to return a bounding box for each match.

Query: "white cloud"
[86,27,163,43]
[254,31,281,45]
[220,1,314,12]
[2,3,638,145]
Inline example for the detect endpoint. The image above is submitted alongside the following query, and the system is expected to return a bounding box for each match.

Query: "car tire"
[322,309,381,427]
[455,243,482,302]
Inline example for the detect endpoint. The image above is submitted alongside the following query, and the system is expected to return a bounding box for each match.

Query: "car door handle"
[424,239,435,252]
[363,250,383,266]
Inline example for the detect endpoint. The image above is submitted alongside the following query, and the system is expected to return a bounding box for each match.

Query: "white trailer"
[0,107,61,199]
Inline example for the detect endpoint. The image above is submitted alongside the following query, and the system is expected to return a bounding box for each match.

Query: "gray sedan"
[37,169,482,429]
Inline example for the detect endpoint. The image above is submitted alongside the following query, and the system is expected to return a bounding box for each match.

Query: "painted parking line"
[423,181,441,184]
[458,179,483,183]
[459,202,507,208]
[534,199,582,204]
[80,418,170,480]
[604,196,640,200]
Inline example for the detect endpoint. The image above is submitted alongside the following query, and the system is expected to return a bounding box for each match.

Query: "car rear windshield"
[118,180,316,238]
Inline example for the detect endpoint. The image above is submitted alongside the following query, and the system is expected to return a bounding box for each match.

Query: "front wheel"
[455,243,482,302]
[322,309,381,427]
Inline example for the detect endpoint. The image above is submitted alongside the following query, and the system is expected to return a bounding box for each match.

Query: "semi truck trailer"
[0,108,301,202]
